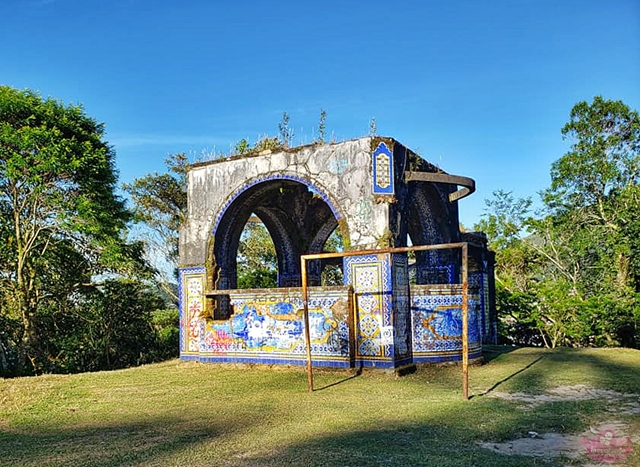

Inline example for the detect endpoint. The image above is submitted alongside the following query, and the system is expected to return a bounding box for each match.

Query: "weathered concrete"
[181,138,392,267]
[178,136,496,367]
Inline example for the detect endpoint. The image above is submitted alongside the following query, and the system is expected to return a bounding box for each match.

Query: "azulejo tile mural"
[179,267,206,353]
[410,285,482,362]
[343,254,392,362]
[180,263,491,367]
[179,270,352,366]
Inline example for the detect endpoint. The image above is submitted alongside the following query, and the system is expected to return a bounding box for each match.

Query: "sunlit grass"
[1,347,638,466]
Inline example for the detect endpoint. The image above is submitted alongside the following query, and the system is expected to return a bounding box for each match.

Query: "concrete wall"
[180,137,393,267]
[178,136,494,367]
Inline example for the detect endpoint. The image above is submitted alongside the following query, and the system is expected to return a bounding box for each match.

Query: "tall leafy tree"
[549,96,639,214]
[124,153,188,302]
[540,96,640,346]
[474,191,543,345]
[237,220,278,289]
[479,97,640,348]
[0,86,137,373]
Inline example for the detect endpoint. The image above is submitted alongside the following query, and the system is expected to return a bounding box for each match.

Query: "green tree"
[44,279,164,373]
[474,191,543,345]
[475,190,532,252]
[0,86,139,374]
[124,153,188,303]
[149,308,180,361]
[237,220,277,289]
[482,97,640,348]
[479,97,640,348]
[320,226,344,286]
[540,96,639,346]
[550,96,639,214]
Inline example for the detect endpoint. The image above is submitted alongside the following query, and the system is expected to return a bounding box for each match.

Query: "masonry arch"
[210,175,345,290]
[403,182,461,284]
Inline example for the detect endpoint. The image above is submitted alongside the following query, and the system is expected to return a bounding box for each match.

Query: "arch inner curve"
[404,182,461,284]
[211,177,342,290]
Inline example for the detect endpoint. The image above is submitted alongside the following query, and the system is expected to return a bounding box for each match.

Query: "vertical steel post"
[301,258,314,392]
[299,242,471,399]
[461,242,469,400]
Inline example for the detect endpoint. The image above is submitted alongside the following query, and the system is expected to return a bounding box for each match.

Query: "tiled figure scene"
[179,137,496,368]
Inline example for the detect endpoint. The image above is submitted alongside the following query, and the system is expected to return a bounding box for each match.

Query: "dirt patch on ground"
[480,386,639,464]
[481,422,637,463]
[489,384,640,414]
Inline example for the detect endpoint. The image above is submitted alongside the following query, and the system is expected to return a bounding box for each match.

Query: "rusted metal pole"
[300,258,314,392]
[300,241,471,399]
[301,241,466,261]
[461,242,469,400]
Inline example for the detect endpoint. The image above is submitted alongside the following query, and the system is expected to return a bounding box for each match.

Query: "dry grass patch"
[0,347,638,466]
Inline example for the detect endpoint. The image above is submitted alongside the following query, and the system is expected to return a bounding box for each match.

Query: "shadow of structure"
[480,345,519,364]
[471,354,546,399]
[314,368,363,392]
[221,405,578,467]
[481,346,640,395]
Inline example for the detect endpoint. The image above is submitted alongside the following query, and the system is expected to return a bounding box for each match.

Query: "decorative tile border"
[372,142,394,195]
[178,267,206,354]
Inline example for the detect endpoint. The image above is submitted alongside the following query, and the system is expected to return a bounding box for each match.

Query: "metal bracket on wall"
[405,171,476,202]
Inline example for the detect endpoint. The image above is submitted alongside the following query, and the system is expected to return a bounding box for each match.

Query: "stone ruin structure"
[179,137,496,369]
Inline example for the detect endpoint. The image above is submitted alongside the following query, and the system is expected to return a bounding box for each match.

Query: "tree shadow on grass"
[476,346,640,396]
[0,415,238,467]
[2,348,637,467]
[0,413,556,467]
[222,413,572,467]
[225,348,640,467]
[471,354,546,399]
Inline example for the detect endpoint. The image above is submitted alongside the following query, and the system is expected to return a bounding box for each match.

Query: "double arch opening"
[208,173,461,298]
[210,177,344,294]
[403,182,461,283]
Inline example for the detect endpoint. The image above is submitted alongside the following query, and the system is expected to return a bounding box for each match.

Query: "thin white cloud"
[108,133,231,149]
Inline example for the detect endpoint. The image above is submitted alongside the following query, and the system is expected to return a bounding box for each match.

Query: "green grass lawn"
[1,347,638,466]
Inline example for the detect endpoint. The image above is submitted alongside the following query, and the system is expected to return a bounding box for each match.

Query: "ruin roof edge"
[187,136,405,170]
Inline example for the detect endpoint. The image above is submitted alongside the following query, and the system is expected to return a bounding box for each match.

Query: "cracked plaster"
[180,138,394,266]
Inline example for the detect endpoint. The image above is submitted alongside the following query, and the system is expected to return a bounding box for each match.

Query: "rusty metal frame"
[301,242,470,399]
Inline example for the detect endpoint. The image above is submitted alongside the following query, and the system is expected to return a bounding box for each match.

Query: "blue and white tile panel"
[410,285,482,363]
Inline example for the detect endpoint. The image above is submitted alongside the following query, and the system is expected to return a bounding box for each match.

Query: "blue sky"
[2,0,639,228]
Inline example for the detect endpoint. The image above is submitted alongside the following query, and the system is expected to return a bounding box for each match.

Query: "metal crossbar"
[300,242,470,399]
